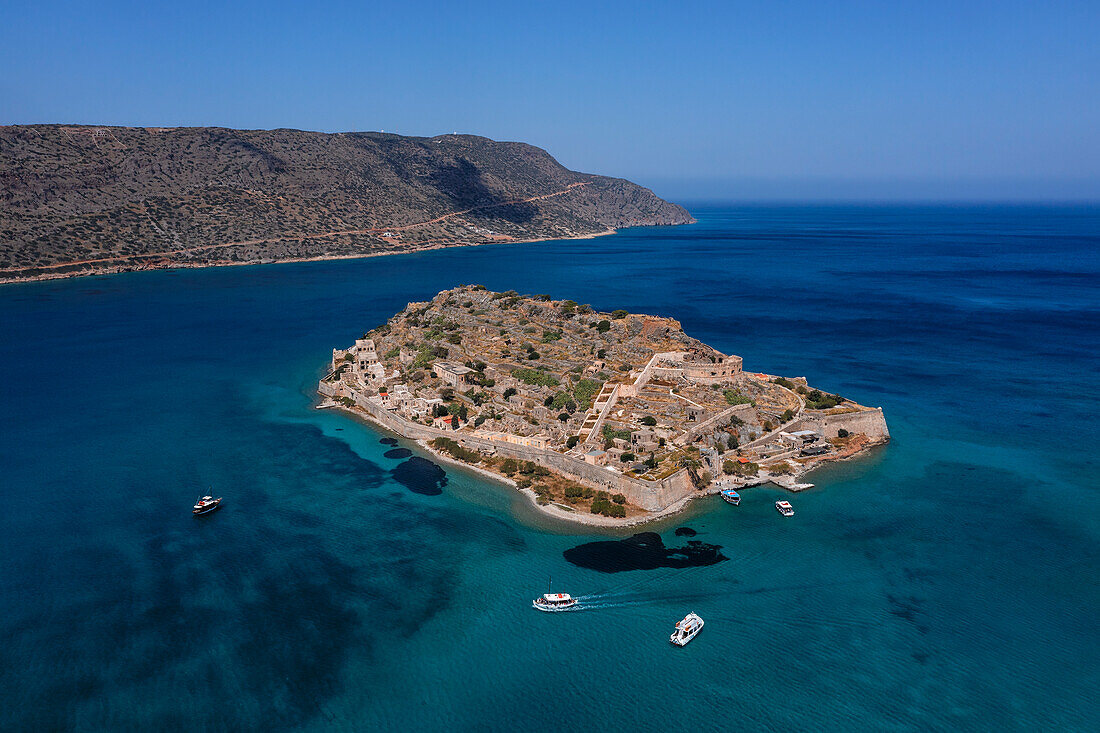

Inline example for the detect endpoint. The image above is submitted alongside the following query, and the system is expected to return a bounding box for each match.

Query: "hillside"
[0,125,693,282]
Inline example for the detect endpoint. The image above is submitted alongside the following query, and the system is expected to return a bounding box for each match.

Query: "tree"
[544,395,555,407]
[566,436,579,449]
[620,452,636,463]
[597,349,607,359]
[645,453,658,469]
[763,420,775,432]
[503,387,517,400]
[596,319,611,333]
[640,415,657,426]
[500,458,519,475]
[723,460,737,475]
[727,434,739,450]
[781,409,794,422]
[611,309,628,319]
[838,428,850,438]
[558,412,570,423]
[677,455,701,470]
[612,493,626,504]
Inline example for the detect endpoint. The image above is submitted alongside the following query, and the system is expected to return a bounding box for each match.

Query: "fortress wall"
[677,402,756,445]
[320,380,696,511]
[679,355,743,383]
[794,407,890,441]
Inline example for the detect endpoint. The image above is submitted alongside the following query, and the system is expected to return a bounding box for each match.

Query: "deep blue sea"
[1,205,1097,731]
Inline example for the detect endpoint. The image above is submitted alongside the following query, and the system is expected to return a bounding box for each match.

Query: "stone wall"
[793,407,890,441]
[676,402,756,445]
[319,380,695,511]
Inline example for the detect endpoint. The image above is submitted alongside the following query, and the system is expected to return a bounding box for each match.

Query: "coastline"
[322,399,880,529]
[325,399,696,528]
[0,227,623,286]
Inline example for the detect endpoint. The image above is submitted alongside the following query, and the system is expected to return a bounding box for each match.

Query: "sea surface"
[1,204,1097,731]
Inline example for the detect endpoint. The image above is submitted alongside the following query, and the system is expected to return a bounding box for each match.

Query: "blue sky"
[2,0,1098,200]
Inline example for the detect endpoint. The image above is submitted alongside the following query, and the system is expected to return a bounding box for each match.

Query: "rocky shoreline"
[322,398,884,529]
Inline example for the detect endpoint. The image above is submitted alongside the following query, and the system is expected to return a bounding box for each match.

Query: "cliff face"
[0,125,693,280]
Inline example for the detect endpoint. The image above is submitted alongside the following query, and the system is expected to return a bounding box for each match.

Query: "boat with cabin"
[720,488,741,505]
[532,577,578,612]
[776,500,794,517]
[670,612,704,646]
[193,495,222,516]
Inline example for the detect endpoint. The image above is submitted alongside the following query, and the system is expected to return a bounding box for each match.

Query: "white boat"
[720,488,741,506]
[776,500,794,517]
[533,592,578,612]
[532,577,578,612]
[192,495,222,516]
[670,612,704,646]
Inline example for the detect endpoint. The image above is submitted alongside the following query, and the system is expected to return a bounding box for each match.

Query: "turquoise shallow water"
[1,205,1098,731]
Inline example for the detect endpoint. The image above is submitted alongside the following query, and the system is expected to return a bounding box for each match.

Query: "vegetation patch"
[429,437,482,464]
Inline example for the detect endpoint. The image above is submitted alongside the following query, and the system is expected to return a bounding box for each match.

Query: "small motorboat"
[670,612,704,646]
[532,576,578,612]
[193,495,222,516]
[720,488,741,506]
[776,500,794,517]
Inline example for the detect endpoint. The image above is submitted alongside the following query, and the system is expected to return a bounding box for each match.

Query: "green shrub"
[723,389,752,406]
[602,425,632,442]
[513,368,559,387]
[611,309,628,319]
[591,496,626,517]
[572,379,602,406]
[640,415,657,426]
[596,320,611,333]
[429,437,481,464]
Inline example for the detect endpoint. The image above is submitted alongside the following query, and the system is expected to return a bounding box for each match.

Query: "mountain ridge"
[0,125,693,282]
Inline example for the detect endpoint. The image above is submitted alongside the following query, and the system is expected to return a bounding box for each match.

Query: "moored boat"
[670,612,704,646]
[776,500,794,517]
[193,495,222,515]
[720,488,741,506]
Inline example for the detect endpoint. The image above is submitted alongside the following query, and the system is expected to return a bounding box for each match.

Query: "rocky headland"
[0,125,692,283]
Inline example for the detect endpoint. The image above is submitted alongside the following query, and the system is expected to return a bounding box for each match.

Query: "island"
[318,286,889,524]
[0,125,691,283]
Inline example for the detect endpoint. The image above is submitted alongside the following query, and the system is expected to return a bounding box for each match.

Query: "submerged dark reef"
[383,448,413,459]
[390,457,447,496]
[563,532,727,573]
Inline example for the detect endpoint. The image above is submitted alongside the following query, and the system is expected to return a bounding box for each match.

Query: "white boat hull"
[670,613,704,645]
[532,600,578,612]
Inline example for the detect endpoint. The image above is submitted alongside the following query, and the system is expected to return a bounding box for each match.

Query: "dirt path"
[2,181,591,274]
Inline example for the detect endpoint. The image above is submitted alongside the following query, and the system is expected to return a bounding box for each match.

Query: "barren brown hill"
[0,125,693,282]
